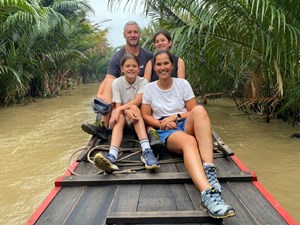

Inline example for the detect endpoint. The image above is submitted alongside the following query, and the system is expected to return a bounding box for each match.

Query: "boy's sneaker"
[203,164,222,193]
[94,153,119,173]
[141,148,160,170]
[148,130,164,151]
[81,121,108,141]
[201,187,236,218]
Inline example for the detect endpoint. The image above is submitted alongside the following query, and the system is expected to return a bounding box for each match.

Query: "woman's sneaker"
[203,164,222,192]
[141,148,160,170]
[94,153,119,173]
[201,187,236,218]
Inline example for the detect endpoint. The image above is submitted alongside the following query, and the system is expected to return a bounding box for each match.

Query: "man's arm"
[97,48,123,101]
[96,74,116,102]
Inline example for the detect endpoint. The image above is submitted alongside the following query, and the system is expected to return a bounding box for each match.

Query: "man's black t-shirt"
[107,47,153,78]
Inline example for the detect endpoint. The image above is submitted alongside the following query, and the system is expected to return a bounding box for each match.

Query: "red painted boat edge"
[231,155,298,225]
[25,186,61,225]
[64,161,80,176]
[230,155,257,180]
[55,161,80,187]
[253,181,299,225]
[25,161,80,225]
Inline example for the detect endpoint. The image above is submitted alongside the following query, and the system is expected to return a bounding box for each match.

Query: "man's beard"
[127,39,139,47]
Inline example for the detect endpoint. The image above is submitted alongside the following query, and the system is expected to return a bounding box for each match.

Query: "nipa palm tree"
[109,0,300,123]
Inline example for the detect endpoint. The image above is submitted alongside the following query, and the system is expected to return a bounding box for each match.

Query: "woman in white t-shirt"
[141,50,235,219]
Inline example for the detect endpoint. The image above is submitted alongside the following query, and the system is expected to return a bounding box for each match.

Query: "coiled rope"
[68,139,225,176]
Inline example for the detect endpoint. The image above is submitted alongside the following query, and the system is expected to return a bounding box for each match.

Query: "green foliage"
[109,0,300,123]
[0,0,112,105]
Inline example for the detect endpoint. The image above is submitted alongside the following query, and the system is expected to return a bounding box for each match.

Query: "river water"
[0,83,299,225]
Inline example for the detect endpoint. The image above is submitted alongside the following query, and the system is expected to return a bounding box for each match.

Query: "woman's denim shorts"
[156,119,187,143]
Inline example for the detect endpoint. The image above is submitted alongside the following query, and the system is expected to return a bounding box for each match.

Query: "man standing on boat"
[81,21,163,149]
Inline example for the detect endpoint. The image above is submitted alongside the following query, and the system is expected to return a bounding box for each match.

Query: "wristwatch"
[176,113,181,122]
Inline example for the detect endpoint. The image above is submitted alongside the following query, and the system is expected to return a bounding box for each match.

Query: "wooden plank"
[136,183,198,213]
[184,183,203,211]
[56,172,254,187]
[111,183,203,223]
[110,184,142,212]
[214,157,243,176]
[169,184,196,211]
[212,130,234,156]
[35,187,85,225]
[62,186,118,225]
[106,211,222,224]
[227,182,288,225]
[137,184,176,211]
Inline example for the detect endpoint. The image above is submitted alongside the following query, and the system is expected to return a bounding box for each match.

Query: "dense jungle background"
[1,0,300,125]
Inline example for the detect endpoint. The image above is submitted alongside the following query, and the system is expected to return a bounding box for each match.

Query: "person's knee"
[182,135,198,149]
[130,105,142,116]
[192,105,208,117]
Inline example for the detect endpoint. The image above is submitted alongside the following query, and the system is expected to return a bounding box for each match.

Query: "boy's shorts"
[157,119,187,143]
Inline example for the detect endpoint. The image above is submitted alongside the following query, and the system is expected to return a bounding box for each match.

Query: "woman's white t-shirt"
[142,78,195,119]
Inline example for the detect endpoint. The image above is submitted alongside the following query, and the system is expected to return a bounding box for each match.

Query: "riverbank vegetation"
[1,0,299,125]
[109,0,300,125]
[0,0,112,105]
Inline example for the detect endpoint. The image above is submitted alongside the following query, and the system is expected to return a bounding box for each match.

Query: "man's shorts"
[157,119,187,143]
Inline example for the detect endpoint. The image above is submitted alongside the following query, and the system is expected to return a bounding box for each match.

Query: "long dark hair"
[153,30,172,43]
[153,50,174,66]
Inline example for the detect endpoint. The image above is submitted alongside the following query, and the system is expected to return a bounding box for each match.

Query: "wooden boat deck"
[27,131,297,225]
